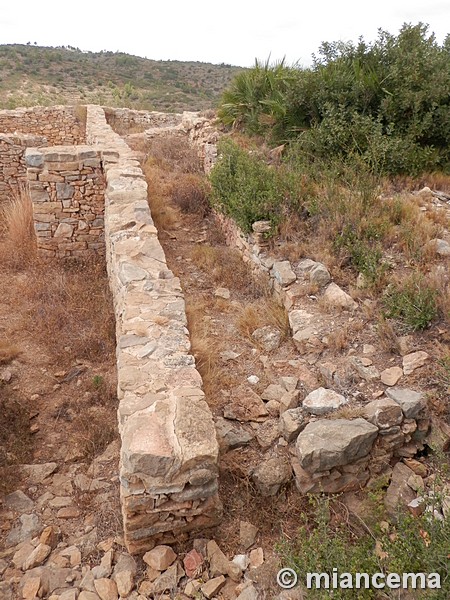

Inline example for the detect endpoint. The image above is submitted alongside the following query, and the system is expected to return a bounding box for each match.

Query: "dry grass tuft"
[171,174,211,218]
[18,258,115,366]
[236,298,289,339]
[376,314,401,354]
[0,185,37,270]
[146,136,201,174]
[190,244,267,298]
[0,340,20,364]
[144,161,180,232]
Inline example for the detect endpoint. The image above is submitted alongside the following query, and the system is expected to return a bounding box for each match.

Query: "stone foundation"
[86,105,221,554]
[25,146,106,258]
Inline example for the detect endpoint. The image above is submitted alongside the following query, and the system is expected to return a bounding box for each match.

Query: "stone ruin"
[0,103,432,553]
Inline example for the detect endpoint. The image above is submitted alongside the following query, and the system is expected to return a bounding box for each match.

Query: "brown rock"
[249,547,264,569]
[57,507,81,519]
[22,577,41,600]
[207,540,241,581]
[39,526,59,549]
[239,521,258,550]
[380,366,403,386]
[223,387,268,422]
[94,578,118,600]
[201,575,226,599]
[402,351,429,375]
[23,543,52,571]
[143,545,177,571]
[404,458,428,477]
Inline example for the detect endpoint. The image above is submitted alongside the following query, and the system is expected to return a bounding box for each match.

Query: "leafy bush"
[209,138,286,232]
[218,23,450,175]
[383,275,438,330]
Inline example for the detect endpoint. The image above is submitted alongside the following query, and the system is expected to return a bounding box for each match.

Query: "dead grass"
[146,136,201,174]
[171,174,211,218]
[0,389,33,496]
[326,325,351,352]
[144,161,180,232]
[0,184,36,270]
[185,297,234,403]
[376,315,401,354]
[0,340,20,364]
[17,257,115,366]
[236,298,289,339]
[190,244,267,299]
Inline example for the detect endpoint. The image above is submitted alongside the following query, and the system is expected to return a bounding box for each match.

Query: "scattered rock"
[6,513,41,547]
[251,456,292,496]
[261,384,285,402]
[214,287,230,299]
[239,521,258,550]
[201,575,226,599]
[385,462,417,517]
[350,357,380,382]
[271,261,296,286]
[23,543,52,571]
[404,458,428,477]
[22,577,41,600]
[255,419,280,448]
[143,563,183,595]
[302,387,347,415]
[430,238,450,257]
[207,540,241,581]
[237,584,260,600]
[21,463,58,485]
[185,580,202,597]
[39,525,59,549]
[249,547,264,569]
[403,351,429,375]
[112,553,137,597]
[309,263,331,287]
[380,366,403,386]
[252,325,282,352]
[94,578,119,600]
[183,549,203,578]
[322,283,357,310]
[385,387,425,419]
[143,545,177,571]
[247,375,259,385]
[279,407,306,442]
[224,387,268,422]
[57,507,81,519]
[92,550,113,579]
[79,592,101,600]
[215,417,254,451]
[5,490,34,513]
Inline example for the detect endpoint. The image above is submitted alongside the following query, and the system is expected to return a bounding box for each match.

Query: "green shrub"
[278,494,450,599]
[382,275,438,330]
[209,138,285,233]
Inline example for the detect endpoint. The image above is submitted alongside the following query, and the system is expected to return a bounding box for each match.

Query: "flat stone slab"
[302,387,347,415]
[296,418,378,473]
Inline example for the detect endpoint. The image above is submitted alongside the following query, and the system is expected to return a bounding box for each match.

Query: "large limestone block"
[296,418,378,473]
[363,398,403,429]
[385,388,425,419]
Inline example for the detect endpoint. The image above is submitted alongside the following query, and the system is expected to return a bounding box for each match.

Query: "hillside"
[0,44,243,112]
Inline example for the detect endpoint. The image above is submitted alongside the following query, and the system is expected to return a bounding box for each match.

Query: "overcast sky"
[0,1,448,67]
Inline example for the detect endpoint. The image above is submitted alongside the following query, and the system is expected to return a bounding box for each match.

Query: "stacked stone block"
[86,105,221,554]
[0,106,84,146]
[25,146,106,258]
[0,133,46,206]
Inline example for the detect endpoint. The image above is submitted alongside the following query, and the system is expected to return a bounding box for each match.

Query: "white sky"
[0,1,448,67]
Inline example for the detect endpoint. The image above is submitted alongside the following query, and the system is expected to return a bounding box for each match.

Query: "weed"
[171,174,211,218]
[0,184,36,269]
[383,275,438,331]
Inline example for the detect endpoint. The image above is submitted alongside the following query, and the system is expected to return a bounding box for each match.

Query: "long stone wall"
[0,106,84,146]
[25,146,105,258]
[0,133,46,207]
[85,105,221,554]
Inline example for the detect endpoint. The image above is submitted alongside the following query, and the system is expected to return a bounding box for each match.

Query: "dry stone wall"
[0,133,46,206]
[0,106,84,146]
[25,146,105,258]
[104,107,183,129]
[85,105,221,554]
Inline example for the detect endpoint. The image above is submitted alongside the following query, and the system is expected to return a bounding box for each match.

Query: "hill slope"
[0,44,243,112]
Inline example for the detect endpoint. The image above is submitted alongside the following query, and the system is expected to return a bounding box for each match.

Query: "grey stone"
[240,521,258,549]
[271,261,296,286]
[430,238,450,256]
[251,325,282,352]
[279,407,306,442]
[251,456,292,496]
[6,513,41,547]
[255,419,280,448]
[4,490,34,512]
[385,462,417,517]
[363,398,403,429]
[350,357,380,382]
[302,387,347,415]
[215,417,255,451]
[237,585,260,600]
[385,388,425,419]
[56,183,75,200]
[25,150,44,168]
[224,387,268,422]
[261,384,285,402]
[296,419,378,472]
[21,462,58,485]
[309,263,331,287]
[322,282,357,310]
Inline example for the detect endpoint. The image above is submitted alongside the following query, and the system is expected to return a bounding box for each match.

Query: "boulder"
[363,398,403,429]
[251,456,292,496]
[322,283,357,311]
[385,388,425,419]
[271,261,296,286]
[302,387,347,415]
[296,419,378,472]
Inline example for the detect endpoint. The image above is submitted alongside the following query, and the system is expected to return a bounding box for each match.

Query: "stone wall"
[104,107,183,130]
[25,146,105,258]
[0,106,84,146]
[0,133,46,207]
[86,105,221,554]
